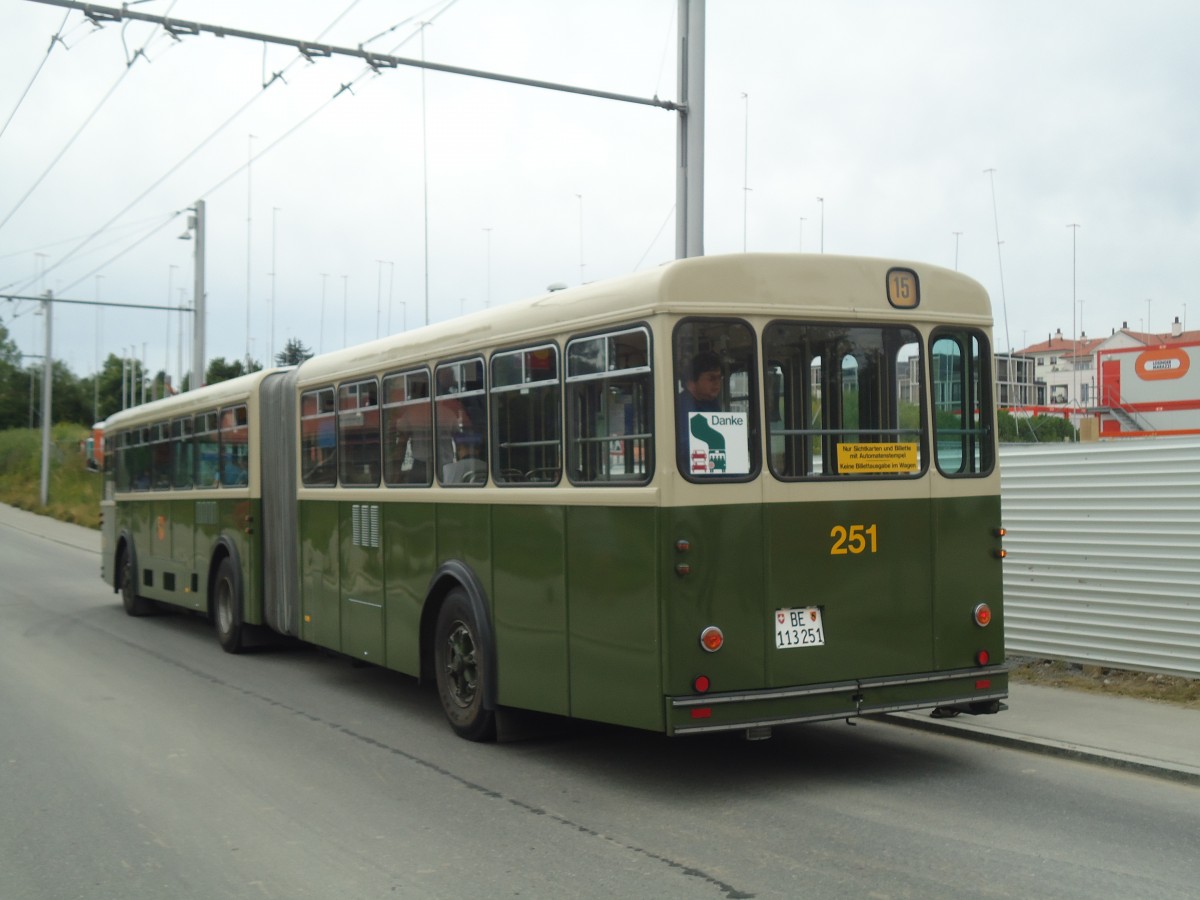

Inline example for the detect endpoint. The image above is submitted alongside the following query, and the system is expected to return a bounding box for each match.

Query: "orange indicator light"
[994,548,1008,559]
[973,603,992,627]
[700,626,724,652]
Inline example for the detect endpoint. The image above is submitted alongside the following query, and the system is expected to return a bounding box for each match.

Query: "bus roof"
[101,367,289,432]
[296,253,991,387]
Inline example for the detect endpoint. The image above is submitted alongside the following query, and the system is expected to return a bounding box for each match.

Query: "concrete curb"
[876,711,1200,787]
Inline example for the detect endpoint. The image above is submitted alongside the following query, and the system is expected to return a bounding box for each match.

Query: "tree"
[0,318,27,429]
[205,356,262,386]
[275,338,314,367]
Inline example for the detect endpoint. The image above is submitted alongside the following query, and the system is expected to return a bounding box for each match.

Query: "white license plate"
[774,607,825,649]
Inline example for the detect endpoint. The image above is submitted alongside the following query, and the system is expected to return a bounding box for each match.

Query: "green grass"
[0,426,102,528]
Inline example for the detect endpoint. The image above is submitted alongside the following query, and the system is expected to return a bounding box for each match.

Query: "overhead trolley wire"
[0,5,178,237]
[0,11,71,144]
[7,0,384,298]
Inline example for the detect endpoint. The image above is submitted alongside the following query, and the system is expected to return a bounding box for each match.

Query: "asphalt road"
[3,504,1199,899]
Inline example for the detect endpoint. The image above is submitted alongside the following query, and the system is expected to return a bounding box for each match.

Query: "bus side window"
[491,345,560,485]
[436,359,487,486]
[338,379,381,487]
[566,327,653,484]
[151,422,172,489]
[382,370,432,486]
[219,405,250,487]
[171,416,193,489]
[301,389,337,486]
[193,411,220,486]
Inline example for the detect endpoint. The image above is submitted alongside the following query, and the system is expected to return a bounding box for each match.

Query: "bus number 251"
[830,523,878,555]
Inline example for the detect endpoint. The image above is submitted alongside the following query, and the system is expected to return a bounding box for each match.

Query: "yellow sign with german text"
[836,442,918,474]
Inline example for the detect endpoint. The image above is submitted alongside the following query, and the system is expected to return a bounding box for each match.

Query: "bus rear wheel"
[213,556,245,654]
[120,546,153,616]
[433,589,496,741]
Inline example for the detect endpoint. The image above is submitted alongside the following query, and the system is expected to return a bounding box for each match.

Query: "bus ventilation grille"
[352,504,381,548]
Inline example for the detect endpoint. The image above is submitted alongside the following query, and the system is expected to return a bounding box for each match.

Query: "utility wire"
[0,11,71,144]
[7,0,356,297]
[0,5,176,236]
[11,0,458,300]
[634,204,675,270]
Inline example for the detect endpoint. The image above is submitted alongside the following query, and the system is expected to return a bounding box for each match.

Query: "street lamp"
[817,197,824,253]
[179,199,206,390]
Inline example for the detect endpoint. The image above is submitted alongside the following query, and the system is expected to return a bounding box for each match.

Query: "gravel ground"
[1008,656,1200,710]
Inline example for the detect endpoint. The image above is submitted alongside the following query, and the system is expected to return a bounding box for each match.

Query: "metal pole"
[191,199,206,389]
[676,0,705,259]
[271,206,279,365]
[39,291,53,507]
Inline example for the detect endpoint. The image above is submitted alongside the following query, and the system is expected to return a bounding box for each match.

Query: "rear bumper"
[667,664,1008,735]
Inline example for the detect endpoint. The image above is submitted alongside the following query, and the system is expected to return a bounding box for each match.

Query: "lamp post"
[483,227,492,307]
[741,92,749,252]
[319,273,328,353]
[575,194,585,284]
[180,199,206,390]
[342,275,349,349]
[270,206,280,365]
[1067,223,1080,414]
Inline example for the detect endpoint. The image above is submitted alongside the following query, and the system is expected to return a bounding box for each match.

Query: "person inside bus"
[442,431,487,484]
[676,350,723,467]
[222,453,248,486]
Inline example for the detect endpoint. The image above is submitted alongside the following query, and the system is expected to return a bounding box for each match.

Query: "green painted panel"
[566,506,661,730]
[492,505,568,715]
[170,498,193,566]
[383,503,437,677]
[764,497,934,684]
[341,502,385,664]
[299,500,341,650]
[435,505,492,599]
[663,505,765,695]
[930,494,1005,668]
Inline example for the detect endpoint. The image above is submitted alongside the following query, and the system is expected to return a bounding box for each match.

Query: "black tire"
[433,589,496,741]
[213,556,245,654]
[120,545,153,617]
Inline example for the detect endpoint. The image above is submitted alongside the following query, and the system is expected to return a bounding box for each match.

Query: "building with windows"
[1014,318,1199,436]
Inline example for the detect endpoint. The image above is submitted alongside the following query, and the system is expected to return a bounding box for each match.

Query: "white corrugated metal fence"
[1000,437,1200,678]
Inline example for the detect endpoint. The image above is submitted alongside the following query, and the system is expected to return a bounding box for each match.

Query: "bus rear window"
[674,320,759,480]
[764,323,924,479]
[931,330,995,476]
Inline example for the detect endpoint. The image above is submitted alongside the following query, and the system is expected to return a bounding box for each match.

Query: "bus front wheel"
[213,556,245,654]
[433,589,496,741]
[120,546,153,616]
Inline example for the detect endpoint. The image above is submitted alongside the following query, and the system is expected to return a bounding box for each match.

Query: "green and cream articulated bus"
[100,253,1007,740]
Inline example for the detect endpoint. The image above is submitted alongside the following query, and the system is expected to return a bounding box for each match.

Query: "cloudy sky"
[2,0,1197,383]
